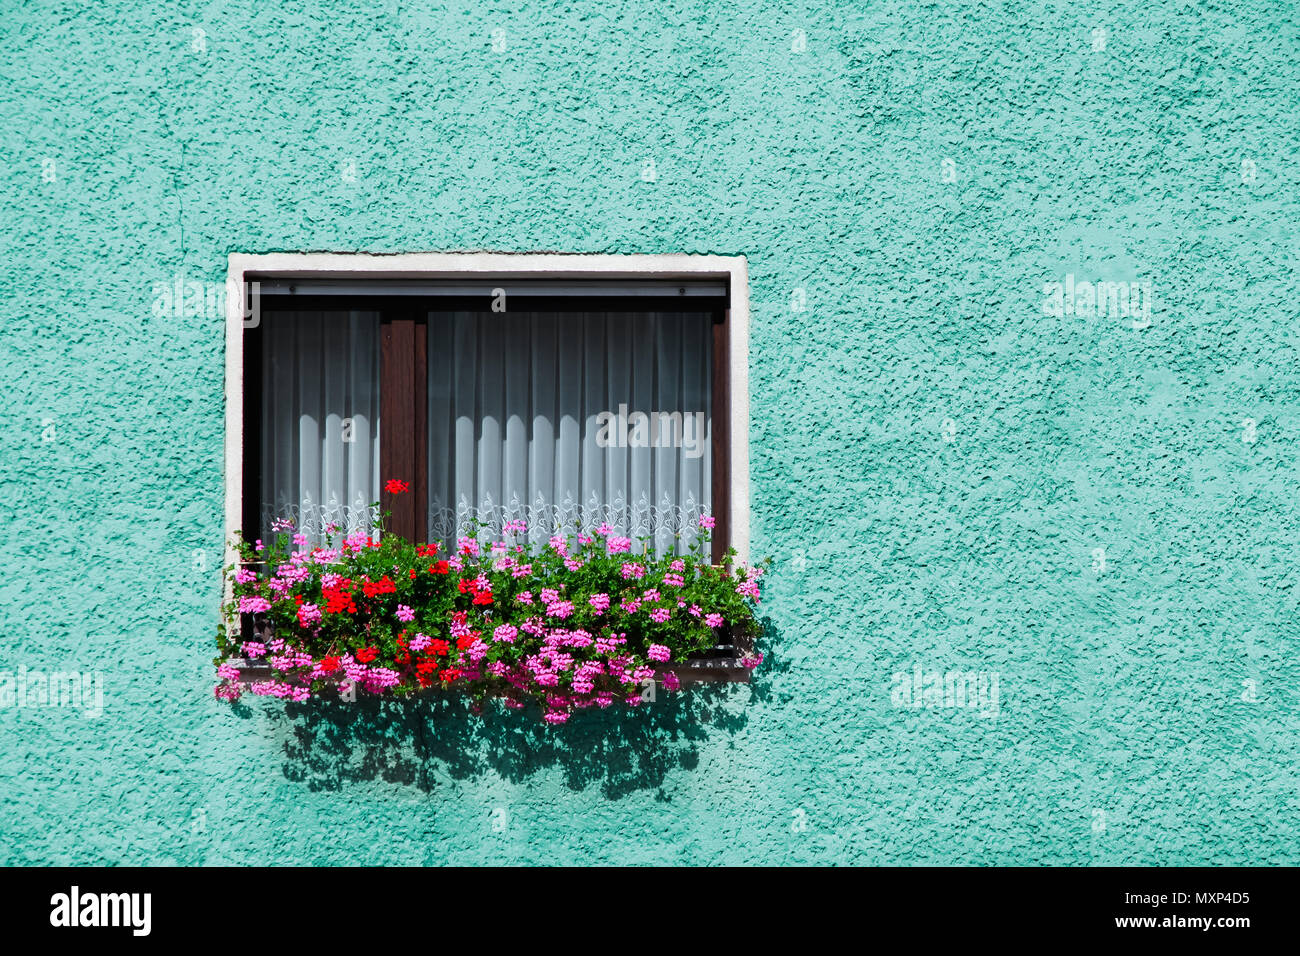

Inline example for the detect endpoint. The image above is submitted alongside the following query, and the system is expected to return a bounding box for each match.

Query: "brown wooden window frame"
[248,289,732,560]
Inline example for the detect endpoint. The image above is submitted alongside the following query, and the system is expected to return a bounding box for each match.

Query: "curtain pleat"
[260,310,381,546]
[426,310,711,554]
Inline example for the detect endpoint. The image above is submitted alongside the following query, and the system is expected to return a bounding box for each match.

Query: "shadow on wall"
[234,618,785,800]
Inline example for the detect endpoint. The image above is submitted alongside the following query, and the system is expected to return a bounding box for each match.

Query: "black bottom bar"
[2,866,1282,943]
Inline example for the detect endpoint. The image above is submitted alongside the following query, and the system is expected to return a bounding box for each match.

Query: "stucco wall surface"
[1,0,1298,864]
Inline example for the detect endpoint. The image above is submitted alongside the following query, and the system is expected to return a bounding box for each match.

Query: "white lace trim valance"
[429,489,709,552]
[262,489,709,553]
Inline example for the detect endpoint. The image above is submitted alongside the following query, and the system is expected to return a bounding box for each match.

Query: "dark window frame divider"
[378,308,428,541]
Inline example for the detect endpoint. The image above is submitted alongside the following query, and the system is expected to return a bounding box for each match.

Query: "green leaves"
[215,521,765,715]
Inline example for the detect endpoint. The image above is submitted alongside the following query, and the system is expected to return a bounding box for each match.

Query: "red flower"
[355,647,379,664]
[428,639,450,657]
[362,576,397,598]
[416,543,440,557]
[323,585,356,615]
[458,578,476,595]
[430,561,450,575]
[385,479,409,494]
[472,590,493,605]
[319,656,340,674]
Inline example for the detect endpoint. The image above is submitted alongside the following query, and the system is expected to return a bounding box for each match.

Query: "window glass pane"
[426,310,712,554]
[260,310,381,546]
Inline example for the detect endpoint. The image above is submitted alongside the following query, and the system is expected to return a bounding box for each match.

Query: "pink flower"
[596,523,612,535]
[517,591,534,605]
[589,593,610,613]
[662,672,681,692]
[361,667,402,692]
[699,515,716,530]
[493,623,518,644]
[217,662,241,681]
[235,568,258,584]
[705,613,724,627]
[647,643,670,662]
[396,604,415,622]
[238,596,271,614]
[297,602,321,627]
[649,607,671,623]
[607,536,632,554]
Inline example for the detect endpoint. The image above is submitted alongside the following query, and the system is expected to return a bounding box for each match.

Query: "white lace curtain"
[426,310,712,554]
[260,311,380,545]
[259,308,712,554]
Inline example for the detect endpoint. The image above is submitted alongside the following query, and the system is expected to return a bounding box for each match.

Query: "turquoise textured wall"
[2,0,1298,864]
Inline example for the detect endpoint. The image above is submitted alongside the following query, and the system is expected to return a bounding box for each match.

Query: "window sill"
[228,649,752,688]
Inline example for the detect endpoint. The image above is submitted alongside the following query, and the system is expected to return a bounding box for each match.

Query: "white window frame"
[224,252,751,578]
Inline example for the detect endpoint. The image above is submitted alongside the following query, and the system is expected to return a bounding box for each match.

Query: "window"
[225,254,750,572]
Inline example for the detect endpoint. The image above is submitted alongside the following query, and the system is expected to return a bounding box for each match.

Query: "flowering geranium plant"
[215,483,766,723]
